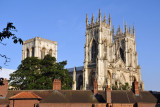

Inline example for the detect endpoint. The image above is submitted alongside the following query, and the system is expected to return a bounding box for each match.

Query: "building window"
[91,39,98,62]
[41,48,46,59]
[49,49,52,56]
[32,47,34,57]
[27,48,30,57]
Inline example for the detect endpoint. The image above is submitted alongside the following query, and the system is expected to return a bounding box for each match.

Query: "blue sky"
[0,0,160,91]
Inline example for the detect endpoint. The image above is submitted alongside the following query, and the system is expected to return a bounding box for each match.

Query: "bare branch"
[0,54,10,66]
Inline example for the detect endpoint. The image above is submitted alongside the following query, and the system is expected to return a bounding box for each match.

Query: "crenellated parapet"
[86,9,111,30]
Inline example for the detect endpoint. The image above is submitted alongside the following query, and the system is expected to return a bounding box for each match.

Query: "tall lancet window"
[120,47,125,62]
[129,48,132,67]
[27,48,30,58]
[41,47,46,59]
[32,47,34,57]
[49,49,52,56]
[91,39,98,62]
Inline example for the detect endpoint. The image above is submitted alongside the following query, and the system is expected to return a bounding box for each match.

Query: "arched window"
[32,47,34,57]
[120,47,125,62]
[91,40,98,62]
[27,48,30,57]
[41,47,46,59]
[49,49,52,56]
[129,49,132,66]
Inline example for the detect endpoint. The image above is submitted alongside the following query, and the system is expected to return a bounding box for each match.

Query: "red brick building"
[0,78,159,107]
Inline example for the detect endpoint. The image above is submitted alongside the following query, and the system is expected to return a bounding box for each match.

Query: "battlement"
[86,9,111,30]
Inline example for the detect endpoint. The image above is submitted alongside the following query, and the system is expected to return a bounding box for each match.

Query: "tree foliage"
[0,23,23,69]
[9,55,73,90]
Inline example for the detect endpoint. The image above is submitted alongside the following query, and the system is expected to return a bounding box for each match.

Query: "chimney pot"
[93,78,98,95]
[105,86,111,104]
[53,79,61,90]
[133,81,139,96]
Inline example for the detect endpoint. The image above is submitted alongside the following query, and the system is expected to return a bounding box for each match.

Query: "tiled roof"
[41,90,99,103]
[9,91,42,100]
[0,90,159,105]
[98,90,158,103]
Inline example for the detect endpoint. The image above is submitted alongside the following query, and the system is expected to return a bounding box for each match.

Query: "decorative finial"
[86,14,88,26]
[129,25,131,34]
[74,66,76,72]
[118,25,121,32]
[109,13,111,26]
[125,21,128,34]
[117,25,121,35]
[99,9,101,22]
[96,18,98,23]
[133,25,135,35]
[91,13,94,24]
[103,13,107,23]
[112,25,115,35]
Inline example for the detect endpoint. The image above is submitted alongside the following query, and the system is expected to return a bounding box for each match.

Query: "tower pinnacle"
[118,25,121,32]
[129,25,131,34]
[112,25,115,35]
[103,13,107,23]
[109,13,111,26]
[125,21,128,34]
[91,13,94,24]
[86,14,88,27]
[99,9,101,22]
[133,25,135,35]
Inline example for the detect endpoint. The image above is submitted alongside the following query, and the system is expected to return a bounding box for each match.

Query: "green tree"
[0,23,23,69]
[9,55,73,90]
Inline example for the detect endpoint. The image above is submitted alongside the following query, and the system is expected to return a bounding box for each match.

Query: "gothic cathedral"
[83,9,144,90]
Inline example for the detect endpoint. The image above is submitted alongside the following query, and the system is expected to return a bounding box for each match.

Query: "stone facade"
[22,37,57,60]
[83,9,144,90]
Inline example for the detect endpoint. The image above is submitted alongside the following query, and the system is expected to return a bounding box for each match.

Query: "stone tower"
[22,37,57,60]
[83,9,143,90]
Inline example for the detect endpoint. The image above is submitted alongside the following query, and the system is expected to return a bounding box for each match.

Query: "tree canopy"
[0,23,23,69]
[9,55,73,90]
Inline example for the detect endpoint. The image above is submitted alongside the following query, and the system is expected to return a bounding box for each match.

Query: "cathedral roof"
[67,66,83,72]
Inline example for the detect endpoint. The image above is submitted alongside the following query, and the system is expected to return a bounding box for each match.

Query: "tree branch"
[0,54,10,66]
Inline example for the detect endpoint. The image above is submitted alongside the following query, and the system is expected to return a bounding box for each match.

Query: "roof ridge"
[9,91,41,99]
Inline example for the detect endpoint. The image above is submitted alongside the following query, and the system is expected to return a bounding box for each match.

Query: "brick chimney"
[0,78,8,97]
[133,80,139,96]
[53,79,61,90]
[93,78,98,95]
[105,85,111,104]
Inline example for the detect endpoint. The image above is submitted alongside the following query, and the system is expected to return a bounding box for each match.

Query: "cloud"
[0,68,15,80]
